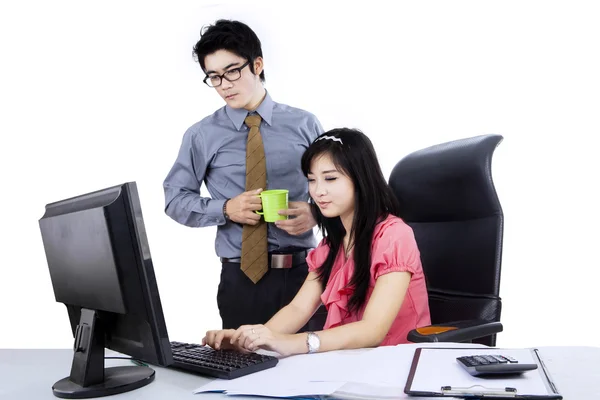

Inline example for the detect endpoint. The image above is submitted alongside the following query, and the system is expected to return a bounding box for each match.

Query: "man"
[163,20,325,331]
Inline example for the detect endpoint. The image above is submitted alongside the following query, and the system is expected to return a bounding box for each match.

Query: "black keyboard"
[169,341,279,379]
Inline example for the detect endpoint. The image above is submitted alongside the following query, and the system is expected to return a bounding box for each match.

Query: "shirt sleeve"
[163,126,226,227]
[308,113,325,142]
[371,221,422,280]
[306,239,331,273]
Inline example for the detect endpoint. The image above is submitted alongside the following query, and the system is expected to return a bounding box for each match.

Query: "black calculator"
[456,354,538,377]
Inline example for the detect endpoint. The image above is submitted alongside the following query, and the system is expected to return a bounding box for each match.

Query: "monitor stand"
[52,308,155,399]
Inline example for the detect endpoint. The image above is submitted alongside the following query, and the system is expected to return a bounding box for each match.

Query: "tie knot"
[244,114,262,128]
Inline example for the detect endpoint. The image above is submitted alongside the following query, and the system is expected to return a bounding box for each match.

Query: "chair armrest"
[407,320,503,343]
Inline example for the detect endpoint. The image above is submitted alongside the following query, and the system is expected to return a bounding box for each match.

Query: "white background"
[1,0,598,349]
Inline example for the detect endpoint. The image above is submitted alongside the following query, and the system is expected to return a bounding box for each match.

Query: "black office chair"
[389,134,504,346]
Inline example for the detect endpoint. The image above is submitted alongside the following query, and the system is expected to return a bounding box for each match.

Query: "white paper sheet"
[224,382,345,397]
[333,382,410,399]
[193,342,487,397]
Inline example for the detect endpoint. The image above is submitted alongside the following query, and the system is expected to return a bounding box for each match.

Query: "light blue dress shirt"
[163,92,324,258]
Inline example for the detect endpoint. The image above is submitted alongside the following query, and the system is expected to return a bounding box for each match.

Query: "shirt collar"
[225,90,274,131]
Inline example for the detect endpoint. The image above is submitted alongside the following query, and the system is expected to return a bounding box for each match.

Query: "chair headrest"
[389,134,503,222]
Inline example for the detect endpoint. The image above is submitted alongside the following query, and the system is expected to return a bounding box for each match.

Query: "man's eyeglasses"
[203,61,250,88]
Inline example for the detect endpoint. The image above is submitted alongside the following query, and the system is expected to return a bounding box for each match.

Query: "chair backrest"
[389,135,504,346]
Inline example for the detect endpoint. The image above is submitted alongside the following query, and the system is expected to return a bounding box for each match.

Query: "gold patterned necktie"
[241,114,268,283]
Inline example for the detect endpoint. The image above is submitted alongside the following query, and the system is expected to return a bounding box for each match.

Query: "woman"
[203,128,431,356]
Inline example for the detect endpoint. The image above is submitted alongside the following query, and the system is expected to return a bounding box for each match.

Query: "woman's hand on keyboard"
[202,329,250,352]
[231,324,299,357]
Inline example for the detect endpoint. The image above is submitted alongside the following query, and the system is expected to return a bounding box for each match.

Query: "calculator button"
[457,357,473,366]
[464,357,478,366]
[482,355,499,364]
[491,355,508,363]
[473,356,489,365]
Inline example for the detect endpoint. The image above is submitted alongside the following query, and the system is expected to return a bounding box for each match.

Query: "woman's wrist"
[288,333,312,355]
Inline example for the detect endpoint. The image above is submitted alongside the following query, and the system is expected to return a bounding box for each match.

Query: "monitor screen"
[39,182,173,398]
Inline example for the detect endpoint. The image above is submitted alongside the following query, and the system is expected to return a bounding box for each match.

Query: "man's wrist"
[223,199,230,220]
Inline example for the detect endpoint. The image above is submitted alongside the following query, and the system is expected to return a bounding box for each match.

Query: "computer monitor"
[38,182,173,399]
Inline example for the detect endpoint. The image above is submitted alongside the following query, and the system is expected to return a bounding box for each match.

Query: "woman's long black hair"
[301,128,401,314]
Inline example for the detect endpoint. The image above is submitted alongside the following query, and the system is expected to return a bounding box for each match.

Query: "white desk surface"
[1,346,599,399]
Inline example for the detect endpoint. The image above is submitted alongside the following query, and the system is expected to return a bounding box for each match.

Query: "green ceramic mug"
[255,189,289,222]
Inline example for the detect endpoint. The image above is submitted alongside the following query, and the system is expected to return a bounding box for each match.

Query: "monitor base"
[53,365,155,399]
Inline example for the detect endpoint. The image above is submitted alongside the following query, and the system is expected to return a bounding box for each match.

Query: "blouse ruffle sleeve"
[370,219,421,280]
[306,238,330,273]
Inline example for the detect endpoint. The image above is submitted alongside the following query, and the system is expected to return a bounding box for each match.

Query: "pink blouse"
[306,215,431,346]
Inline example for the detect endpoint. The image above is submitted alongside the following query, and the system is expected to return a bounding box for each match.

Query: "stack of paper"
[194,342,487,398]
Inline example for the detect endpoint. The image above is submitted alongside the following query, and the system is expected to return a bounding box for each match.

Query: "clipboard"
[404,347,562,399]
